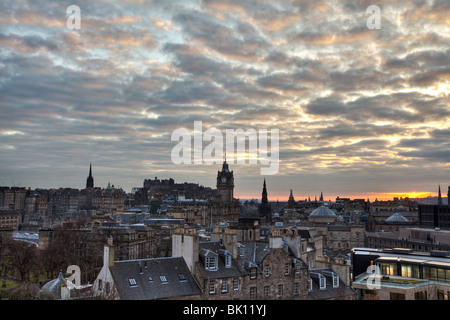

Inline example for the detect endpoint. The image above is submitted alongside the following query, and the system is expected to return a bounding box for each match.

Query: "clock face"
[221,177,227,183]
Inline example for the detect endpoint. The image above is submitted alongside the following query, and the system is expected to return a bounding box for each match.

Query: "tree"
[8,240,39,282]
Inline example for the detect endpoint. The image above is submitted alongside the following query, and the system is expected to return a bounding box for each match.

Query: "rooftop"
[309,206,337,219]
[110,256,202,300]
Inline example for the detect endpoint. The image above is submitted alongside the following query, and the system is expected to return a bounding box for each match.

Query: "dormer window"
[225,252,232,268]
[238,243,245,257]
[206,255,218,270]
[250,267,257,280]
[319,275,326,290]
[333,274,339,288]
[295,263,301,274]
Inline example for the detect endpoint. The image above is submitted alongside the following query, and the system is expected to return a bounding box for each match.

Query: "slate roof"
[197,241,245,279]
[309,206,337,218]
[238,241,271,270]
[110,257,202,300]
[386,212,409,223]
[307,268,356,300]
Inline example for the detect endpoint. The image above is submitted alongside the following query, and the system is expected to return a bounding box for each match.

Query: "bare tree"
[7,240,38,282]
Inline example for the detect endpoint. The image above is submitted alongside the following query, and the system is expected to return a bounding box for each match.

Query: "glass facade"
[380,263,397,276]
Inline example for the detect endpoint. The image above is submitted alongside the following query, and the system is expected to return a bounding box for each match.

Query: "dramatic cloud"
[0,0,449,200]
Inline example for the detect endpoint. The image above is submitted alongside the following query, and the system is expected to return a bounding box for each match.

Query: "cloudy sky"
[0,0,449,200]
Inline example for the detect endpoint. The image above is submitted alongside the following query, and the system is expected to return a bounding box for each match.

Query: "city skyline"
[1,1,449,202]
[0,162,445,202]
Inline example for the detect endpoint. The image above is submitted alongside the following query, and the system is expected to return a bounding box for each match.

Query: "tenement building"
[172,225,354,300]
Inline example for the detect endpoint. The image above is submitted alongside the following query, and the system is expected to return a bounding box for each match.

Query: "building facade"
[351,247,450,300]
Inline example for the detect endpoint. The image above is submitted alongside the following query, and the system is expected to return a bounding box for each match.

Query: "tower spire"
[86,163,94,189]
[259,178,270,224]
[438,185,443,206]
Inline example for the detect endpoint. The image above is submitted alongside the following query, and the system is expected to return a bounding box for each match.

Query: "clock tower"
[216,160,234,203]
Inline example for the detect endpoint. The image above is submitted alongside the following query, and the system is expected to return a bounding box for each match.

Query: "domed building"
[40,270,92,299]
[386,212,409,223]
[40,271,69,299]
[383,212,412,231]
[308,206,337,223]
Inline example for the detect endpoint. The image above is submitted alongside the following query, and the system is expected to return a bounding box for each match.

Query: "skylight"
[160,275,168,284]
[178,273,187,282]
[129,278,137,286]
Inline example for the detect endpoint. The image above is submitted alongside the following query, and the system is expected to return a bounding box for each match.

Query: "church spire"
[262,179,268,203]
[438,185,443,205]
[288,189,295,208]
[86,163,94,189]
[259,178,271,223]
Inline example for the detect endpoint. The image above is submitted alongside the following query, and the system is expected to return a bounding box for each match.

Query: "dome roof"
[309,206,337,218]
[41,271,66,297]
[386,212,409,223]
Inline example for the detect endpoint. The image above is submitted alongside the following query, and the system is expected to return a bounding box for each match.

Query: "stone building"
[368,207,419,232]
[306,206,365,253]
[92,237,202,300]
[172,226,310,300]
[0,208,20,230]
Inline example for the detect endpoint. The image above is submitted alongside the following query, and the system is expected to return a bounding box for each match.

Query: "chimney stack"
[104,236,115,268]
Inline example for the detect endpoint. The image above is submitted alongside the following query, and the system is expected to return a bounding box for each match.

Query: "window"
[105,282,110,294]
[225,253,232,268]
[401,264,420,279]
[437,290,447,300]
[264,286,270,298]
[148,276,153,282]
[415,291,427,300]
[380,263,397,276]
[437,268,446,282]
[284,263,290,275]
[128,278,137,286]
[293,283,298,295]
[278,284,283,296]
[221,280,228,293]
[238,244,245,257]
[205,256,218,271]
[295,263,301,274]
[160,275,168,284]
[177,273,187,282]
[333,275,339,288]
[233,278,240,291]
[209,280,216,294]
[319,276,326,290]
[264,265,270,277]
[250,287,256,299]
[250,268,257,280]
[390,292,405,300]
